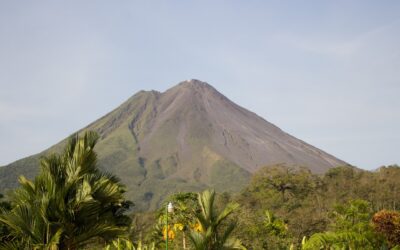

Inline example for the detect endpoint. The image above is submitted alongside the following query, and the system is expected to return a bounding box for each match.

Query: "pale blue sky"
[0,1,399,169]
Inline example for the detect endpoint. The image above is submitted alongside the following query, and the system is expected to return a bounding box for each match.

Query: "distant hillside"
[0,80,347,210]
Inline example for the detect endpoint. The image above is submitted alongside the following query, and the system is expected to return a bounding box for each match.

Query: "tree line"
[0,131,400,249]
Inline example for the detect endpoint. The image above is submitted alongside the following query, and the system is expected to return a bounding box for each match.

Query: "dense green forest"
[1,132,400,249]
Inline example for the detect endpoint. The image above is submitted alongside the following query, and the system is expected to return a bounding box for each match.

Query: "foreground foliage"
[0,193,11,243]
[302,200,385,249]
[233,164,400,249]
[188,189,245,250]
[0,132,132,250]
[1,134,400,249]
[372,210,400,247]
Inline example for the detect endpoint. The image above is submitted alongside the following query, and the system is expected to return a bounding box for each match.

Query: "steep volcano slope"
[0,80,347,210]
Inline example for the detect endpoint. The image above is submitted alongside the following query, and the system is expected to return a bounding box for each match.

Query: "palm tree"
[301,231,379,250]
[0,131,132,250]
[0,193,12,246]
[188,189,245,250]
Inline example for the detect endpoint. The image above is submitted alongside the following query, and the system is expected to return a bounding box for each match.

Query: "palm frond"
[0,131,131,249]
[189,189,242,250]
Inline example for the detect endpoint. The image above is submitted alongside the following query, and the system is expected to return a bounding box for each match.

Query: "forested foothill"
[1,132,399,249]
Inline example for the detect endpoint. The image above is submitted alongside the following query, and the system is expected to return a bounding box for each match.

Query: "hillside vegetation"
[129,164,400,249]
[1,132,399,249]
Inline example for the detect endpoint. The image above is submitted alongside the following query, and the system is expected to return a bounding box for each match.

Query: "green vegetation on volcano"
[0,81,348,210]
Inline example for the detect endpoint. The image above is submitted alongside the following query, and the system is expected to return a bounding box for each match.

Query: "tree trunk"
[183,231,187,249]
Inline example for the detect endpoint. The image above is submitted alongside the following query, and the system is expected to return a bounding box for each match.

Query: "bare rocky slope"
[0,80,347,210]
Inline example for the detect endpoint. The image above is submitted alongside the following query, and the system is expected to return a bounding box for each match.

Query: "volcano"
[0,80,347,210]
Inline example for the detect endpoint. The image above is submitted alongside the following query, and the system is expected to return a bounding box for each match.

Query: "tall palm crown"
[189,189,245,250]
[0,131,131,250]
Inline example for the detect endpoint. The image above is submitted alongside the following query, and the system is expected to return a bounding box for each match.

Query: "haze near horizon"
[0,1,399,169]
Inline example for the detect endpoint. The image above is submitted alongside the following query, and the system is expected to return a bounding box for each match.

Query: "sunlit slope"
[0,80,347,210]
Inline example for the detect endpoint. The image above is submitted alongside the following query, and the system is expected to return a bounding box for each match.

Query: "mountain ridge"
[0,79,348,210]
